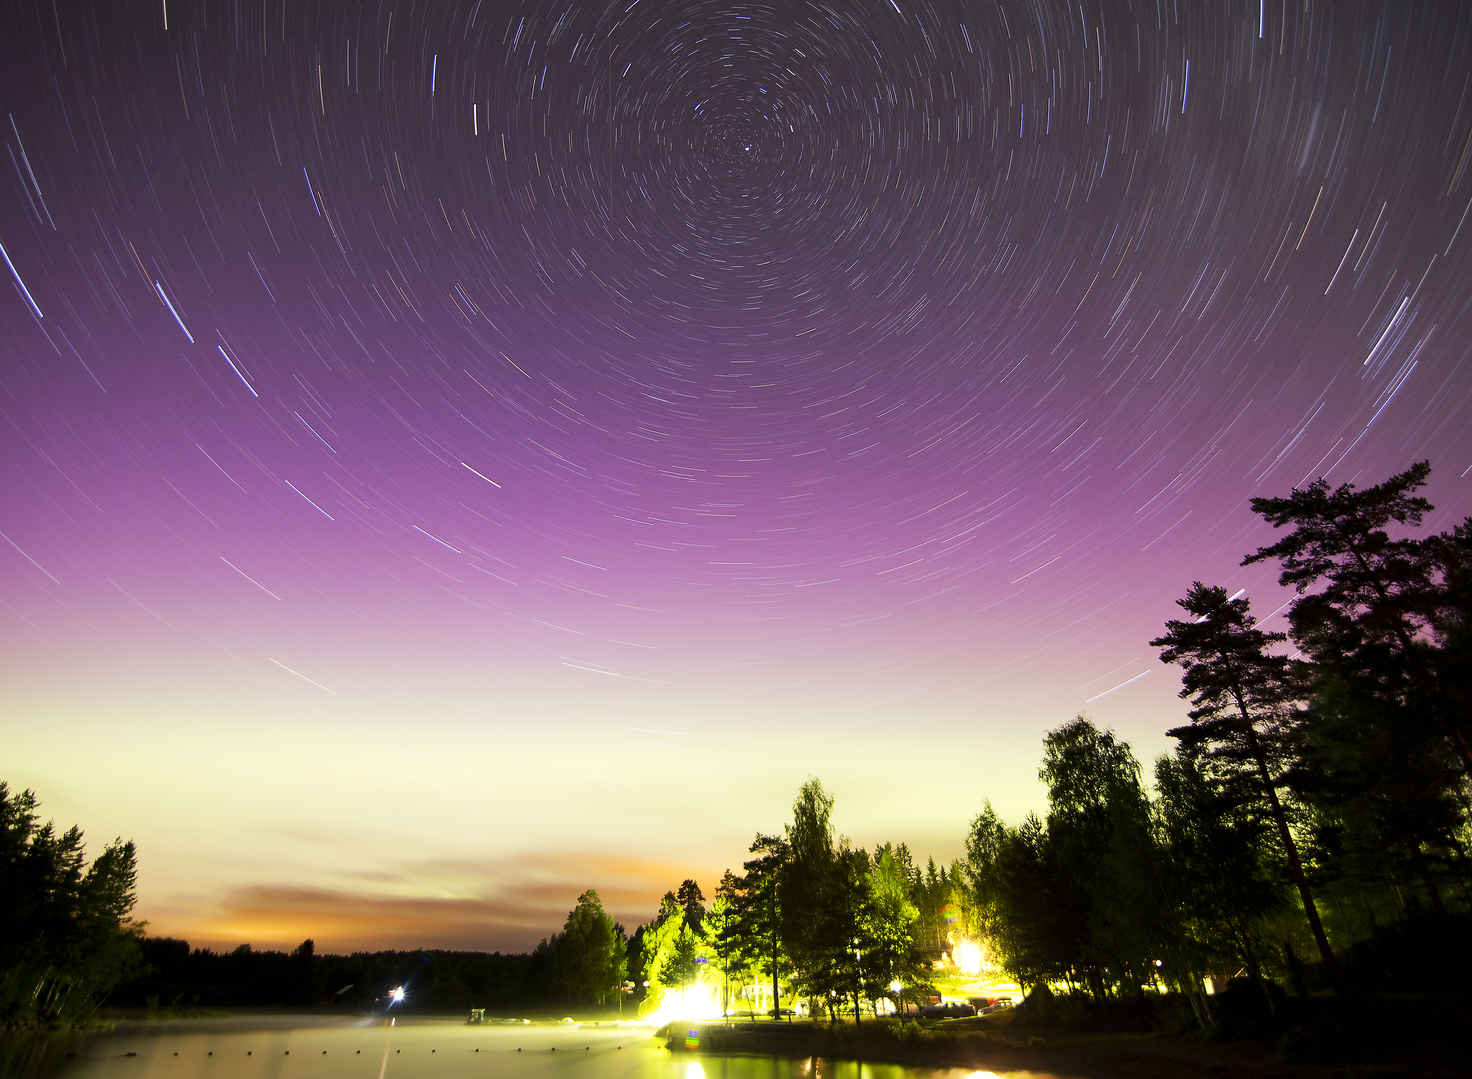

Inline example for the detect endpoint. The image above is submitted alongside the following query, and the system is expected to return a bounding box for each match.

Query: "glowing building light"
[953,938,984,975]
[643,982,722,1027]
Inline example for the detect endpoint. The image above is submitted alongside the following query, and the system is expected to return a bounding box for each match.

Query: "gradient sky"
[3,0,1470,955]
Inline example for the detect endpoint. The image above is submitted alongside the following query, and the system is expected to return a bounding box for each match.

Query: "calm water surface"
[6,1017,1070,1079]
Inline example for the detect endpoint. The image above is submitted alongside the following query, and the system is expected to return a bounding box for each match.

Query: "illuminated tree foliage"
[964,805,1066,993]
[863,843,928,1016]
[911,855,955,960]
[0,782,143,1029]
[709,871,745,1015]
[635,781,933,1024]
[965,721,1171,1001]
[658,926,699,992]
[634,891,683,1011]
[637,881,716,1016]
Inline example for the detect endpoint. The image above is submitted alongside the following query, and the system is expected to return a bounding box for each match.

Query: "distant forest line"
[3,460,1468,1027]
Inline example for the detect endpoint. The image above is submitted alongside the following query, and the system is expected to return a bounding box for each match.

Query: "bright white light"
[953,938,984,975]
[643,982,722,1026]
[389,985,406,1005]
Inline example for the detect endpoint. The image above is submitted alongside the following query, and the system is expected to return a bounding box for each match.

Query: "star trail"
[2,0,1470,952]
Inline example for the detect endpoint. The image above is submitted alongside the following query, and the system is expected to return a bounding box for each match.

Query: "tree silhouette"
[1154,747,1283,1011]
[735,832,789,1017]
[675,878,706,937]
[1039,717,1162,998]
[1245,462,1469,908]
[1151,582,1333,965]
[1243,460,1470,778]
[964,806,1058,993]
[0,782,142,1028]
[779,780,835,1006]
[544,890,624,1005]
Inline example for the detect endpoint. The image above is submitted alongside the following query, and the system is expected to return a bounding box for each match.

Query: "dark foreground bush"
[1338,911,1472,994]
[1012,986,1190,1034]
[1210,977,1289,1040]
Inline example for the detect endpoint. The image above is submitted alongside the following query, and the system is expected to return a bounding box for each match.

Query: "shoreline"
[664,1019,1466,1078]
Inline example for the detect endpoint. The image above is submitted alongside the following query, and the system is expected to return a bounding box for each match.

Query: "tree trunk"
[770,920,781,1020]
[1188,986,1214,1030]
[1237,698,1336,968]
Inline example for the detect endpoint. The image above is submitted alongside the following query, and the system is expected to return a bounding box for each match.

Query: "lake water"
[2,1017,1069,1079]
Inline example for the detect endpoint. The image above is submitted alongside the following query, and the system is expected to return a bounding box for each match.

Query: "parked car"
[967,995,1013,1013]
[920,1001,976,1018]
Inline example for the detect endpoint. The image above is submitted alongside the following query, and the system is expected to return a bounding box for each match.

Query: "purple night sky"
[3,0,1470,954]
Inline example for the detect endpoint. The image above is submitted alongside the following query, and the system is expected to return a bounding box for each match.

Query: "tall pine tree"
[1152,582,1333,964]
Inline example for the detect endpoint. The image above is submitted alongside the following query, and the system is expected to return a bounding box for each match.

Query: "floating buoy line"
[84,1041,631,1060]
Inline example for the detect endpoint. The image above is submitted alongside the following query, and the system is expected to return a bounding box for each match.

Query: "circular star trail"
[2,1,1470,950]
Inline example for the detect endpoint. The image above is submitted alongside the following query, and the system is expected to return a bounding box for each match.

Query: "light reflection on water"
[1,1019,1067,1079]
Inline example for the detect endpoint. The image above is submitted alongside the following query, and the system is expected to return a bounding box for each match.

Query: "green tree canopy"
[863,843,927,1015]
